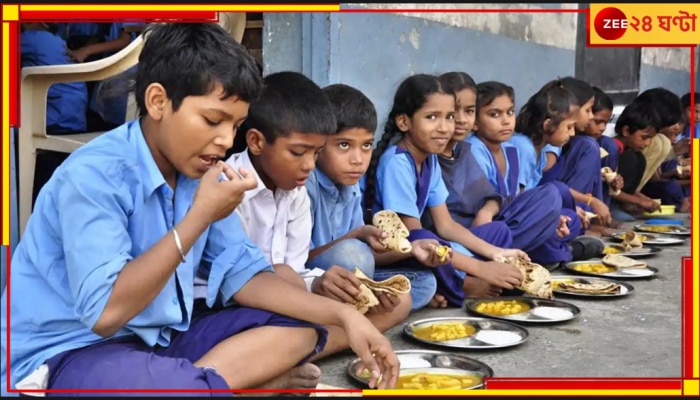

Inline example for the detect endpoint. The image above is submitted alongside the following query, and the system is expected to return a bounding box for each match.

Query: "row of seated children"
[3,23,400,396]
[5,21,692,394]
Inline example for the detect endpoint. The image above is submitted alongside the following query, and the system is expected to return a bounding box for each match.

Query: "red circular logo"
[594,7,628,41]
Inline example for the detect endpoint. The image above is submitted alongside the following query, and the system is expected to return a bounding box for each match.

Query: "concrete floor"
[315,216,690,388]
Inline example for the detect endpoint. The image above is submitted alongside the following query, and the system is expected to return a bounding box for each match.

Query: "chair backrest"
[20,35,144,139]
[218,12,247,44]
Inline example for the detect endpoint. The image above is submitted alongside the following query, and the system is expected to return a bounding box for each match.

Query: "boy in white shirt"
[225,72,413,362]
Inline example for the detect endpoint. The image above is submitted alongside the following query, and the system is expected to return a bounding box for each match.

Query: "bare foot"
[463,276,502,298]
[428,294,448,308]
[679,198,690,213]
[253,363,321,396]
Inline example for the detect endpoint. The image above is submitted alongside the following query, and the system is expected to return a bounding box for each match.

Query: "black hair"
[475,81,514,113]
[135,23,262,117]
[362,74,449,217]
[323,83,377,134]
[515,79,578,146]
[230,71,337,154]
[559,77,595,106]
[681,92,698,110]
[614,101,660,136]
[633,87,683,128]
[592,86,614,113]
[438,72,477,95]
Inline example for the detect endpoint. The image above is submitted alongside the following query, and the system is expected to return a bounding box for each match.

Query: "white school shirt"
[225,150,325,291]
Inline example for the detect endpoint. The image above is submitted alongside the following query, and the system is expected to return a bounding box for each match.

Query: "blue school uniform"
[558,135,604,202]
[458,139,572,264]
[20,30,88,133]
[373,145,512,307]
[466,135,520,201]
[641,159,688,211]
[59,22,141,126]
[1,120,325,394]
[507,133,561,191]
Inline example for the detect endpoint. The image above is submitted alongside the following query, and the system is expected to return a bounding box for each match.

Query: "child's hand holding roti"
[479,261,524,290]
[369,292,401,314]
[310,266,362,304]
[611,174,624,191]
[192,161,258,223]
[354,225,391,253]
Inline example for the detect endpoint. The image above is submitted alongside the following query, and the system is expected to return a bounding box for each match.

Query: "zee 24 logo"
[593,6,697,40]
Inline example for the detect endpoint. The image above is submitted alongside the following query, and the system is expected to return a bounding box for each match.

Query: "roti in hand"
[602,254,647,269]
[352,283,380,314]
[354,268,411,295]
[601,167,617,183]
[372,210,413,253]
[496,256,554,300]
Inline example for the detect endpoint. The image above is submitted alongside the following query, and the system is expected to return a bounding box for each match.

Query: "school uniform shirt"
[617,148,647,194]
[425,141,504,229]
[20,30,88,133]
[507,133,562,191]
[223,150,325,291]
[466,135,520,200]
[1,120,271,395]
[371,145,450,219]
[305,169,365,249]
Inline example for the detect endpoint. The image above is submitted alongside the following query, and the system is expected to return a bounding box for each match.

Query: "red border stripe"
[485,378,683,390]
[683,257,694,378]
[19,11,219,21]
[9,22,18,126]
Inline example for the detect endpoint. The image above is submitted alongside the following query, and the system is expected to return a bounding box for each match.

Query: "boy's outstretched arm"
[232,271,400,389]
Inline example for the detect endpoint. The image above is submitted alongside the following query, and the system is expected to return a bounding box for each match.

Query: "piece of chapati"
[354,268,411,295]
[602,254,647,269]
[558,281,621,294]
[372,210,412,253]
[496,256,553,300]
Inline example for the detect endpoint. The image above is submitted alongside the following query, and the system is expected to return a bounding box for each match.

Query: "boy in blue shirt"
[2,23,398,396]
[680,92,699,140]
[306,84,448,328]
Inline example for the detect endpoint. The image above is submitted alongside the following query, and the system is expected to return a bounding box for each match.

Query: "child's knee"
[330,239,375,277]
[407,271,438,311]
[273,264,307,290]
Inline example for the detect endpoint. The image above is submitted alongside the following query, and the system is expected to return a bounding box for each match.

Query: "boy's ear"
[144,83,169,121]
[621,126,631,137]
[246,129,266,155]
[395,114,411,132]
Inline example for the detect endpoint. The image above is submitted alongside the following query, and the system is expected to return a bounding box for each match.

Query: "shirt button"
[274,253,282,259]
[172,297,179,305]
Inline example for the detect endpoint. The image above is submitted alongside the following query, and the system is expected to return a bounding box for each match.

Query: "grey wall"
[263,7,694,139]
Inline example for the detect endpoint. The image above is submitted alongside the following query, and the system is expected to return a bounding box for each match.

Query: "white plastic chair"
[18,35,144,237]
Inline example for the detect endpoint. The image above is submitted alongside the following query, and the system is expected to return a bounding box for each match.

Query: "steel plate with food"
[633,224,690,237]
[551,275,634,298]
[403,317,529,350]
[564,258,658,279]
[601,243,661,259]
[610,231,686,246]
[346,350,493,390]
[464,297,580,323]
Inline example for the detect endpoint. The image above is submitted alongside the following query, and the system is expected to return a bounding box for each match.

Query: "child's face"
[149,84,249,179]
[249,131,327,190]
[316,128,375,186]
[397,93,455,155]
[660,123,682,142]
[474,94,515,143]
[622,126,656,152]
[548,109,578,147]
[453,88,476,141]
[575,96,595,131]
[689,104,700,124]
[585,108,613,139]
